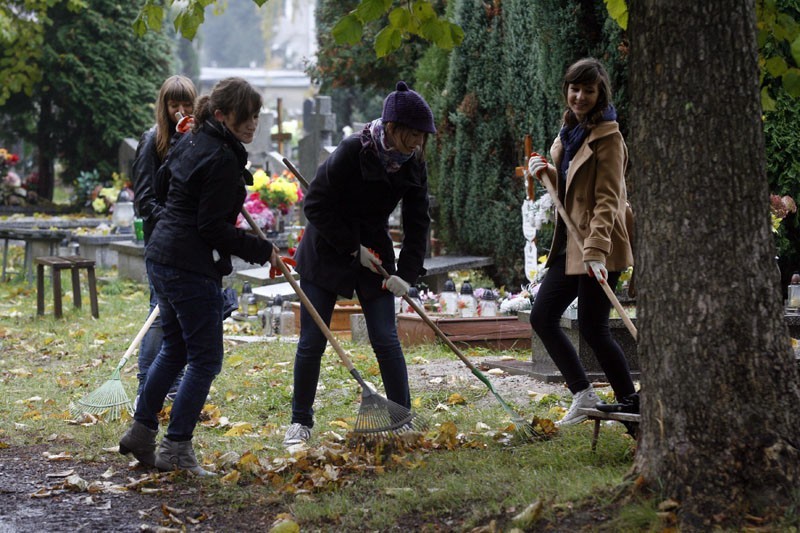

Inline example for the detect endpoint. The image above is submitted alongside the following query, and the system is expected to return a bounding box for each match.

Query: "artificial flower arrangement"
[0,148,29,206]
[236,169,304,232]
[90,172,132,214]
[770,193,797,233]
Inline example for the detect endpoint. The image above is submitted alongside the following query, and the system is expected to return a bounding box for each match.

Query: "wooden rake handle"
[375,265,479,373]
[119,305,160,369]
[537,171,638,341]
[239,207,358,374]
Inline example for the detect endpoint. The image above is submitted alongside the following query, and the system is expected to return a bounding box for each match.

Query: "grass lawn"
[0,249,648,531]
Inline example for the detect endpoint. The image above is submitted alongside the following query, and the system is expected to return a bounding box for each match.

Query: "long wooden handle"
[524,135,534,200]
[119,305,160,368]
[282,158,310,189]
[240,207,356,372]
[375,265,478,372]
[539,173,638,341]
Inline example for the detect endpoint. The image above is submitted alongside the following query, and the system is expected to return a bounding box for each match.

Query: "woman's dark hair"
[386,122,429,162]
[193,77,262,132]
[561,58,613,128]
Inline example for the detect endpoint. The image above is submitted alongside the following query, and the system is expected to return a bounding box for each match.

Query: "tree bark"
[36,90,55,202]
[628,0,800,528]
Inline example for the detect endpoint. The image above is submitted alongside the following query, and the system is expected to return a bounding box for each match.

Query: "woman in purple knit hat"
[283,81,436,447]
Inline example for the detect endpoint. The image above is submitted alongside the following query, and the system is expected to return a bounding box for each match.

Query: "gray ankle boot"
[119,421,158,467]
[154,437,215,476]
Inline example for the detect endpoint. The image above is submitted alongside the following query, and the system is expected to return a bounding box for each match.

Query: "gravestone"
[247,109,275,169]
[119,138,138,179]
[298,96,337,183]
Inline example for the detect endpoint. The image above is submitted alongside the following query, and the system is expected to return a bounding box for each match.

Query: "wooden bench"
[577,407,640,452]
[35,256,99,319]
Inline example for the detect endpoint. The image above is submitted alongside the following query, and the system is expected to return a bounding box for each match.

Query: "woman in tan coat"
[527,58,638,426]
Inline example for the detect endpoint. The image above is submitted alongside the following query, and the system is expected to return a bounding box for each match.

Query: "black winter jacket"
[294,133,430,301]
[132,127,162,241]
[145,119,273,281]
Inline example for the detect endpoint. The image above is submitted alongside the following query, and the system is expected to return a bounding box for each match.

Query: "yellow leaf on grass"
[227,355,244,368]
[447,393,466,405]
[269,519,300,533]
[329,419,351,430]
[224,422,254,437]
[221,470,241,485]
[237,451,262,474]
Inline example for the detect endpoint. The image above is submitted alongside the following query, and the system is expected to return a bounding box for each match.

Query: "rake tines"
[69,366,133,421]
[68,306,158,422]
[348,384,428,451]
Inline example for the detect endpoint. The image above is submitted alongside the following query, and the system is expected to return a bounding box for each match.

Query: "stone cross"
[298,96,337,184]
[271,98,293,155]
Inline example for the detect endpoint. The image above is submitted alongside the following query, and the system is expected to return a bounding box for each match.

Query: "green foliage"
[0,0,87,106]
[434,0,627,287]
[136,0,461,56]
[604,0,628,30]
[765,90,800,281]
[312,0,430,130]
[72,169,103,208]
[0,0,174,187]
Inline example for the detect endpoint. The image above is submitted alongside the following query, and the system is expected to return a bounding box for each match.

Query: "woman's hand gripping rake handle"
[239,207,370,389]
[533,162,638,341]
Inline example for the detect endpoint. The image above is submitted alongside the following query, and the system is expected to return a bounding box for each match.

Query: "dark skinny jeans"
[291,278,410,428]
[529,254,635,400]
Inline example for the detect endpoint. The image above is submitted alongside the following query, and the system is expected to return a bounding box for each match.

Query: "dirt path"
[0,358,566,532]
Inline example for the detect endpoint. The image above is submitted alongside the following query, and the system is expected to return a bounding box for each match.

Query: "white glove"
[527,154,550,180]
[358,245,381,273]
[585,261,608,283]
[383,275,410,296]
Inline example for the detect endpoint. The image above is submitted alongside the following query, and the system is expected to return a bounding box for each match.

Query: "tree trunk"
[628,0,800,528]
[36,90,55,202]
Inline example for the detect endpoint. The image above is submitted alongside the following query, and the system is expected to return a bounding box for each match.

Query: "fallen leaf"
[224,422,254,436]
[512,500,543,528]
[221,470,241,485]
[447,393,466,405]
[269,519,300,533]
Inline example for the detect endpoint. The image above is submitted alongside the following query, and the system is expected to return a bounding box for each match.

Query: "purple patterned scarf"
[361,119,414,173]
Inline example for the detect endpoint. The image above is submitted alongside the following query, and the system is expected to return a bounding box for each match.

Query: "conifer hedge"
[430,0,627,287]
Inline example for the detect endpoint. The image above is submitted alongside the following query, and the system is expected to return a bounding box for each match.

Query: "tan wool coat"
[543,121,634,275]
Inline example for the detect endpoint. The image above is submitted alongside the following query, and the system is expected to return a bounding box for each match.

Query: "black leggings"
[529,254,635,399]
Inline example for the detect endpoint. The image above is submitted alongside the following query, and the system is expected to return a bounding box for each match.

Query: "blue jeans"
[291,279,410,428]
[135,260,223,441]
[136,279,184,396]
[529,254,634,399]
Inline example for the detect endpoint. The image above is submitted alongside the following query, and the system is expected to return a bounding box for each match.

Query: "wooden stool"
[35,256,99,319]
[577,408,640,452]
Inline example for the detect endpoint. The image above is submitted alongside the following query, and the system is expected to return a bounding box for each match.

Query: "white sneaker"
[556,388,600,427]
[283,423,312,447]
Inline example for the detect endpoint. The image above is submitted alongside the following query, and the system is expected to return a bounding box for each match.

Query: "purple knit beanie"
[381,81,436,134]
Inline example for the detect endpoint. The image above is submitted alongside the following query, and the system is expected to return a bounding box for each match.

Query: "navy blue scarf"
[558,104,618,184]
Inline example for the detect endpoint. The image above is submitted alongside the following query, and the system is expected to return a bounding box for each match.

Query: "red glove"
[270,256,297,279]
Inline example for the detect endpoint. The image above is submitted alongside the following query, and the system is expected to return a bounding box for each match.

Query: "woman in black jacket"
[120,78,278,475]
[283,81,435,447]
[132,75,196,404]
